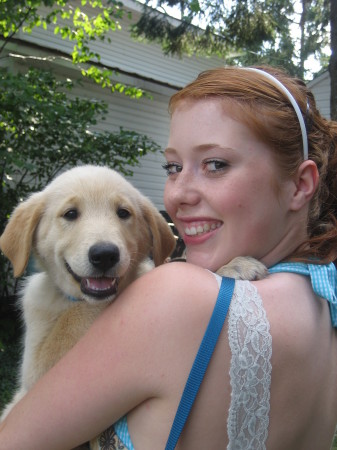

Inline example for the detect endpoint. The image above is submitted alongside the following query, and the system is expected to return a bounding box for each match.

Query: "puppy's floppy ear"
[141,200,176,266]
[0,191,46,277]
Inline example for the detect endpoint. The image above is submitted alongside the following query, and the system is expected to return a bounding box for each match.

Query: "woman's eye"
[204,159,228,173]
[162,162,182,176]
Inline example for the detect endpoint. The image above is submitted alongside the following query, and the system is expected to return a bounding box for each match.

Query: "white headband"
[244,68,309,160]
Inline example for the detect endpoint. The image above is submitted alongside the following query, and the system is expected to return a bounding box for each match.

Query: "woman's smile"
[177,218,223,237]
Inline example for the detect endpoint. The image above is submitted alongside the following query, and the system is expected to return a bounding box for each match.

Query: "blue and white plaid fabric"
[114,416,135,450]
[269,262,337,327]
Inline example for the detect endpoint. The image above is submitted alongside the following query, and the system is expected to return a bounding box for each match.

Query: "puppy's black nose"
[89,242,120,271]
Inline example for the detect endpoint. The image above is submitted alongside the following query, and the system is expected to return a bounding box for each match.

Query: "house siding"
[17,1,225,89]
[308,71,331,120]
[9,0,226,210]
[69,76,175,210]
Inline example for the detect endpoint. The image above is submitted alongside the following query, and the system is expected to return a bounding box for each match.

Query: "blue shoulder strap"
[165,276,235,450]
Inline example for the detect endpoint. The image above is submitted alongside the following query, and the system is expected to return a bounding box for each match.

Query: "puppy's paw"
[216,256,268,281]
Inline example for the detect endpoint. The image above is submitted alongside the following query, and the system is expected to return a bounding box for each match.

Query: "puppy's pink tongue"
[80,277,118,298]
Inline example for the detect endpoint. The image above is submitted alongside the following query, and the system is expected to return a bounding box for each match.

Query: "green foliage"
[0,67,160,297]
[0,0,143,95]
[0,294,22,411]
[132,0,292,57]
[132,0,331,79]
[132,9,235,57]
[0,338,22,412]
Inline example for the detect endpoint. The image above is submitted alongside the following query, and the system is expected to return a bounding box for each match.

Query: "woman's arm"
[0,263,219,450]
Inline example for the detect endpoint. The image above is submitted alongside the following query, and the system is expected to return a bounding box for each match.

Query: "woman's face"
[164,99,297,271]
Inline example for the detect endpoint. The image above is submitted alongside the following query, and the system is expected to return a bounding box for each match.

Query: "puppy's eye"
[117,207,131,220]
[63,209,79,221]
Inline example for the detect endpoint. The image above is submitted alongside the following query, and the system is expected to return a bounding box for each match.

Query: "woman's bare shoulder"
[251,272,332,355]
[115,262,220,327]
[100,261,221,368]
[96,263,223,407]
[124,261,219,303]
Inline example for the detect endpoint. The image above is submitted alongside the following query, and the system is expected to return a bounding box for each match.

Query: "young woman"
[1,66,337,450]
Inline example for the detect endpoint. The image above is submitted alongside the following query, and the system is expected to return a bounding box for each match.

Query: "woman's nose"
[165,170,201,207]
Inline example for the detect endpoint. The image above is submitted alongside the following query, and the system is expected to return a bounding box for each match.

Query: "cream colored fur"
[0,165,176,425]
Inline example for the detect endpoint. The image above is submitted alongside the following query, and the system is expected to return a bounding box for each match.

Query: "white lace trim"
[227,280,272,450]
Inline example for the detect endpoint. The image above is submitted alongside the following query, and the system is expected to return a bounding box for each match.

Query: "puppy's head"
[0,166,175,304]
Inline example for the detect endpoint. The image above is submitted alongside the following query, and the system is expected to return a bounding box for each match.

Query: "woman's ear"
[290,160,319,211]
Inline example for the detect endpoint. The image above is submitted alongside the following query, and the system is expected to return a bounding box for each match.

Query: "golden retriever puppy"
[0,165,176,421]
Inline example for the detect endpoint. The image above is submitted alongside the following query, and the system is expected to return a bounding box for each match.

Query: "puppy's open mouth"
[65,261,119,299]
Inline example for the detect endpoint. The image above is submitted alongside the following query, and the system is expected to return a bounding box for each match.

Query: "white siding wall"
[69,73,176,209]
[308,71,331,120]
[11,1,226,209]
[17,1,226,89]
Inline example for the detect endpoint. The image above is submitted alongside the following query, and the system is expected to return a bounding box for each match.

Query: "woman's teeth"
[185,222,221,236]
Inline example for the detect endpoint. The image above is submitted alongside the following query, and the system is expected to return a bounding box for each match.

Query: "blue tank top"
[94,416,134,449]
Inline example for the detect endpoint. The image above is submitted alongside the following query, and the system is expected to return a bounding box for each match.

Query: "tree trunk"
[299,0,308,80]
[329,0,337,120]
